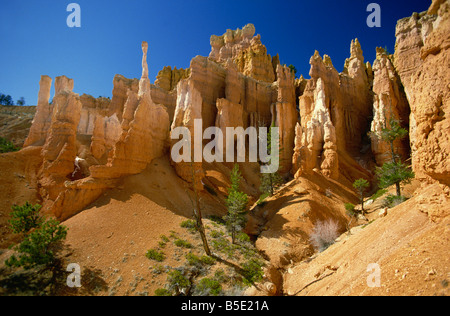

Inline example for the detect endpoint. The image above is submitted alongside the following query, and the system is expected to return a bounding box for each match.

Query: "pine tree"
[375,118,414,197]
[353,179,369,214]
[224,164,248,244]
[5,202,67,269]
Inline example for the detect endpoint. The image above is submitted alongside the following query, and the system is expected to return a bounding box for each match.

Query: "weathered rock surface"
[394,0,450,185]
[23,42,171,220]
[209,23,278,82]
[39,83,82,210]
[370,48,410,165]
[274,64,299,173]
[293,41,372,180]
[23,75,53,147]
[155,66,190,91]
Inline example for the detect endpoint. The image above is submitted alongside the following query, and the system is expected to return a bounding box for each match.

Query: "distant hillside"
[0,105,36,147]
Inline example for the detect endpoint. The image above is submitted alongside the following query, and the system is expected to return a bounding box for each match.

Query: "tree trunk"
[360,194,365,215]
[395,182,401,197]
[190,162,211,256]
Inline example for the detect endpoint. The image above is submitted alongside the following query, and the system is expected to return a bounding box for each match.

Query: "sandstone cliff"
[394,0,450,185]
[209,23,279,83]
[370,48,410,165]
[292,40,373,182]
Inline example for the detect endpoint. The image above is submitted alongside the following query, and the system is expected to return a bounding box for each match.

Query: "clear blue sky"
[0,0,431,105]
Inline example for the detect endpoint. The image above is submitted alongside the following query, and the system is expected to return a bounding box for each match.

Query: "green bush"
[8,202,43,234]
[344,203,356,217]
[236,232,251,243]
[371,188,387,201]
[0,137,19,153]
[185,252,215,267]
[196,278,223,296]
[167,270,190,295]
[180,219,197,234]
[6,218,67,269]
[384,194,407,208]
[174,238,193,249]
[154,288,172,296]
[241,258,264,286]
[180,219,196,229]
[209,230,224,239]
[145,249,165,262]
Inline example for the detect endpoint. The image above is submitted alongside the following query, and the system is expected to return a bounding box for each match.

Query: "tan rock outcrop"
[108,74,139,120]
[170,79,204,190]
[292,40,374,181]
[394,10,438,97]
[78,94,111,135]
[395,0,450,185]
[155,66,190,91]
[274,65,298,173]
[28,42,171,220]
[300,78,339,179]
[209,23,255,63]
[39,86,82,208]
[370,48,410,165]
[90,113,121,162]
[23,75,53,147]
[209,24,278,83]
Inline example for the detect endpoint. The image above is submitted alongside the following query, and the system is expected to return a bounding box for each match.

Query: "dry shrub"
[309,219,340,252]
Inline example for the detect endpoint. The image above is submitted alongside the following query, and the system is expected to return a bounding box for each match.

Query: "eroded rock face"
[209,23,256,63]
[109,74,139,120]
[40,87,82,208]
[23,75,53,147]
[274,64,298,174]
[297,78,339,179]
[209,23,278,83]
[78,94,111,135]
[395,0,450,185]
[170,79,205,191]
[25,42,171,220]
[293,40,372,180]
[370,48,410,165]
[155,66,190,91]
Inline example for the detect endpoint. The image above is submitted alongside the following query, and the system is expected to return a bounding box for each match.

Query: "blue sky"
[0,0,431,105]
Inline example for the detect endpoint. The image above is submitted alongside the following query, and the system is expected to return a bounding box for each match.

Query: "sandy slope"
[282,182,450,296]
[58,156,233,295]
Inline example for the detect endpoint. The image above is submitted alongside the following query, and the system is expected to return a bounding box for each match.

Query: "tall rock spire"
[139,41,151,96]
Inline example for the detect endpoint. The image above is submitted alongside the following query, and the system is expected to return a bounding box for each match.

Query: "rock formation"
[370,47,410,165]
[22,42,170,220]
[394,0,450,185]
[155,66,190,91]
[23,75,53,147]
[39,77,82,210]
[274,64,298,173]
[292,40,372,180]
[209,23,278,82]
[17,9,449,223]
